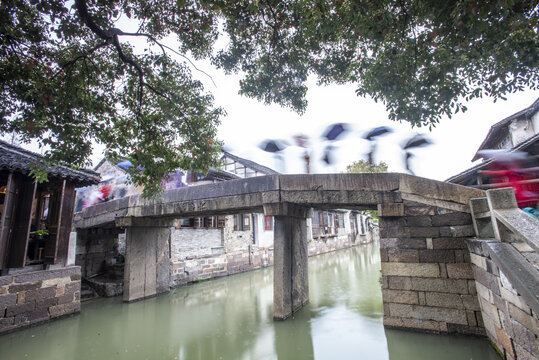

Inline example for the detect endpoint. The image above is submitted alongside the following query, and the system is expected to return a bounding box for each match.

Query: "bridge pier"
[265,203,310,320]
[117,217,173,302]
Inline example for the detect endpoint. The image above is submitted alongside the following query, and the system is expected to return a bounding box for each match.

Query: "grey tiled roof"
[0,140,100,185]
[472,97,539,161]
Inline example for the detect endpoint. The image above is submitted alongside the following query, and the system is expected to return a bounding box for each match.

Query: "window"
[193,217,203,228]
[243,214,251,231]
[179,218,194,227]
[338,213,345,228]
[496,135,512,149]
[217,216,226,228]
[264,216,273,230]
[234,214,251,231]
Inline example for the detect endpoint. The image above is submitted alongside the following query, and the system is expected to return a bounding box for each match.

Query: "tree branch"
[51,41,109,80]
[115,30,217,87]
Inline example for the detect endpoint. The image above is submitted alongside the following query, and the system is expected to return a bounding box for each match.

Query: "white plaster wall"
[532,111,539,135]
[510,119,535,146]
[223,215,252,251]
[253,213,274,248]
[170,228,222,260]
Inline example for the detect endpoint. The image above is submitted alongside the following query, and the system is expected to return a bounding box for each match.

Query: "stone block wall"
[76,228,123,278]
[468,239,538,360]
[170,248,273,287]
[379,202,484,335]
[308,232,352,256]
[0,267,81,334]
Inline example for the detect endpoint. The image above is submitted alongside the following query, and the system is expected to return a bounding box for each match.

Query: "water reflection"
[0,244,499,360]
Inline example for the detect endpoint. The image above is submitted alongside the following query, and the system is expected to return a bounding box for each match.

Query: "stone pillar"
[117,217,173,302]
[264,203,310,320]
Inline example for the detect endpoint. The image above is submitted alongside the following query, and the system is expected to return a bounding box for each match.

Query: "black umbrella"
[322,145,335,165]
[322,123,348,141]
[259,140,287,153]
[402,134,433,150]
[363,126,393,141]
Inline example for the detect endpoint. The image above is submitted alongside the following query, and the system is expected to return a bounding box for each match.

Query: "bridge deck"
[75,173,484,229]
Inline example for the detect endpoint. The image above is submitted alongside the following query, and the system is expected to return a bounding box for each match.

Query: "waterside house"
[0,140,99,334]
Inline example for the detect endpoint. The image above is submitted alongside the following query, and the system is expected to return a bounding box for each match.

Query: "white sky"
[203,68,539,181]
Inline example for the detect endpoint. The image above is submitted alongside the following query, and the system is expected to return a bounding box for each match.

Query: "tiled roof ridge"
[0,140,100,185]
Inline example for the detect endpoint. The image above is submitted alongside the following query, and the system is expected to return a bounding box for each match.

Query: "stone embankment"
[0,267,81,333]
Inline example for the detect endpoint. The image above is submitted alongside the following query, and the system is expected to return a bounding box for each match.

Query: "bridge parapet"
[468,188,539,359]
[74,174,484,229]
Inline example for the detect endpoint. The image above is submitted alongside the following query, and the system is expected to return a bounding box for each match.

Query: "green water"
[0,244,500,360]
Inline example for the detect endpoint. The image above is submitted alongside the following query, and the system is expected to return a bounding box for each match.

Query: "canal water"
[0,243,500,360]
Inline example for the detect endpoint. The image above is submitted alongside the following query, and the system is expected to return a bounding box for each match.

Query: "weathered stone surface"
[24,287,57,303]
[14,267,80,284]
[388,303,468,325]
[273,215,309,320]
[0,276,12,286]
[446,323,486,336]
[508,303,537,333]
[409,227,440,238]
[425,292,464,309]
[378,203,404,217]
[387,276,469,294]
[382,262,440,278]
[432,238,468,249]
[431,213,472,226]
[6,302,35,317]
[379,219,410,237]
[48,302,80,318]
[380,238,426,249]
[405,206,436,216]
[383,316,444,332]
[382,289,419,305]
[419,249,456,263]
[439,225,475,237]
[387,249,419,263]
[8,282,41,293]
[0,293,17,309]
[472,266,501,296]
[405,216,431,227]
[470,253,487,270]
[446,263,474,279]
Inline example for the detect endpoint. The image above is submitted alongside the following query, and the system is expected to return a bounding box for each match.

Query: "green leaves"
[212,0,539,127]
[1,0,223,197]
[1,0,537,197]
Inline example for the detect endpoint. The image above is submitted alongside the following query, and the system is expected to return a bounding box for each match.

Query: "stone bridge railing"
[467,188,539,360]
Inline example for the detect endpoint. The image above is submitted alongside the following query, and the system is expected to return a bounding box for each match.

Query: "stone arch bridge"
[75,173,539,357]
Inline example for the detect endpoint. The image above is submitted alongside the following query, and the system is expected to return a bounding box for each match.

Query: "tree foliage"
[346,159,389,174]
[1,1,537,195]
[1,0,224,196]
[215,0,539,127]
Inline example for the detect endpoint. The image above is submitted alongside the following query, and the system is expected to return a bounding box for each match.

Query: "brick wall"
[468,239,538,360]
[379,202,484,335]
[0,267,81,334]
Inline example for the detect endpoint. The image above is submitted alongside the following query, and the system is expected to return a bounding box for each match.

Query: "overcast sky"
[206,69,539,181]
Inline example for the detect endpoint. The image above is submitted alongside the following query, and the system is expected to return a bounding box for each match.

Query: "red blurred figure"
[478,150,539,207]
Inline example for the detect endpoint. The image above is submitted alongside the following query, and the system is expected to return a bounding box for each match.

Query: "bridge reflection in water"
[0,244,499,360]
